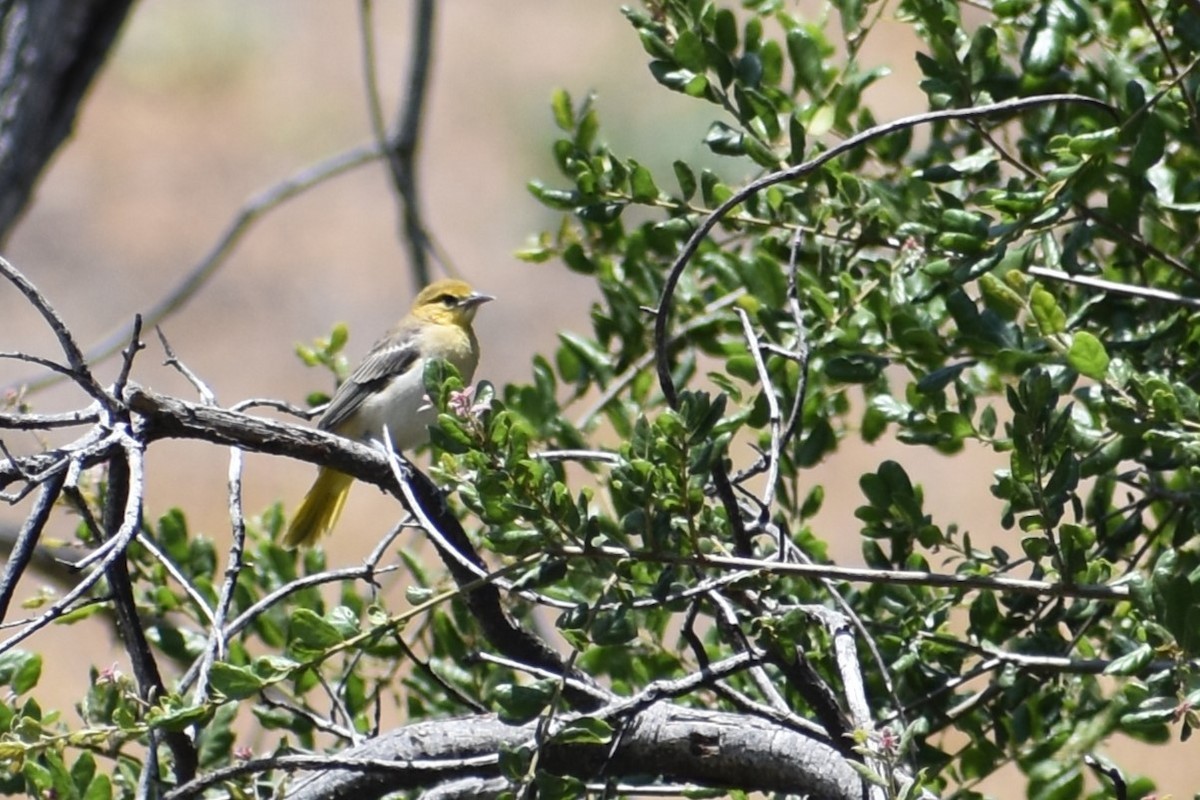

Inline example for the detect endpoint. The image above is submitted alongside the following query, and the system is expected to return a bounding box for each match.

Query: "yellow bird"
[284,279,493,548]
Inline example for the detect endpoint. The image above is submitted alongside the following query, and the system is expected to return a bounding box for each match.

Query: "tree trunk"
[0,0,135,242]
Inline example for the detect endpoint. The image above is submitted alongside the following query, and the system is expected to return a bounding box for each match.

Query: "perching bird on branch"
[284,279,493,548]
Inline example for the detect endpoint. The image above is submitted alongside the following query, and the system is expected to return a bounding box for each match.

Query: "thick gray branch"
[0,0,135,241]
[276,704,862,800]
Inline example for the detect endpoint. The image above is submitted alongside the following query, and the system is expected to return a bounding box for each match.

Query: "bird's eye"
[437,294,458,306]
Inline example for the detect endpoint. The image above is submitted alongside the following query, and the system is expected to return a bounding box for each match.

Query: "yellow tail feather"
[284,467,354,548]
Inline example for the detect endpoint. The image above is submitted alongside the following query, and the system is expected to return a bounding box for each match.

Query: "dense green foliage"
[2,1,1200,798]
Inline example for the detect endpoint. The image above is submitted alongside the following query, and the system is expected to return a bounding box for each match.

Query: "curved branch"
[652,93,1118,407]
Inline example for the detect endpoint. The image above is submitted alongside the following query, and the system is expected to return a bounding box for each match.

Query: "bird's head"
[411,279,494,326]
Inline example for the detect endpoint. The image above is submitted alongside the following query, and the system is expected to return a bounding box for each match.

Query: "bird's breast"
[340,324,479,450]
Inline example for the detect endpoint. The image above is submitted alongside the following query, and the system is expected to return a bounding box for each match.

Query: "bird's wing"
[318,324,421,433]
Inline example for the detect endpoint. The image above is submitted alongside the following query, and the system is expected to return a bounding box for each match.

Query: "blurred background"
[0,1,1188,793]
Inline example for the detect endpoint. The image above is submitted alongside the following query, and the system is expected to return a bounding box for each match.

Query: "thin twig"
[534,448,621,465]
[1129,0,1200,141]
[135,532,216,627]
[551,545,1132,602]
[157,327,216,404]
[138,730,159,800]
[1084,754,1128,800]
[192,445,248,704]
[0,350,82,381]
[1029,266,1200,309]
[114,315,143,398]
[395,630,490,712]
[358,0,389,148]
[0,254,110,410]
[260,691,358,742]
[735,307,782,512]
[709,681,830,742]
[0,484,143,655]
[705,588,790,713]
[472,652,614,705]
[164,753,502,800]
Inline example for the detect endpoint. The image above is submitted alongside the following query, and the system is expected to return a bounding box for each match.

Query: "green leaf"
[1104,643,1153,676]
[788,111,806,162]
[1066,127,1119,156]
[1067,331,1109,380]
[629,162,659,203]
[704,121,745,156]
[289,608,345,653]
[576,201,625,223]
[550,717,614,744]
[558,331,612,379]
[494,679,557,724]
[673,160,697,200]
[551,88,573,131]
[82,774,112,800]
[591,607,637,645]
[328,321,349,353]
[1129,112,1165,172]
[149,697,212,731]
[1029,287,1066,335]
[978,273,1024,321]
[1023,16,1065,76]
[786,28,823,91]
[70,751,96,795]
[1028,762,1082,800]
[535,773,589,800]
[0,651,41,694]
[327,606,361,639]
[673,29,707,72]
[208,663,265,700]
[197,702,238,768]
[824,354,886,383]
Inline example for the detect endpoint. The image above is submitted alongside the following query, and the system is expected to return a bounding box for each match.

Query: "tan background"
[0,1,1190,795]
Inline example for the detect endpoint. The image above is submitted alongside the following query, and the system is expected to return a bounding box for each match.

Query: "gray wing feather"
[318,326,420,433]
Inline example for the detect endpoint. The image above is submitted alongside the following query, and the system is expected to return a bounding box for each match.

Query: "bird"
[284,278,493,548]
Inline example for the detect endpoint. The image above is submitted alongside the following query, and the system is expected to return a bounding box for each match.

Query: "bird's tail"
[284,467,354,548]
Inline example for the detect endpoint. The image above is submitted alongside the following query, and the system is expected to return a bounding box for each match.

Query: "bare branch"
[0,255,110,408]
[360,0,440,284]
[101,442,198,784]
[1030,266,1200,309]
[551,545,1132,603]
[0,468,65,620]
[0,407,100,430]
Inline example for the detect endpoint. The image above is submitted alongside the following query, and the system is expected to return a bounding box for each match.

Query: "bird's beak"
[463,292,495,308]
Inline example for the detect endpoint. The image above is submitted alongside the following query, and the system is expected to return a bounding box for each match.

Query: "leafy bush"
[2,1,1199,798]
